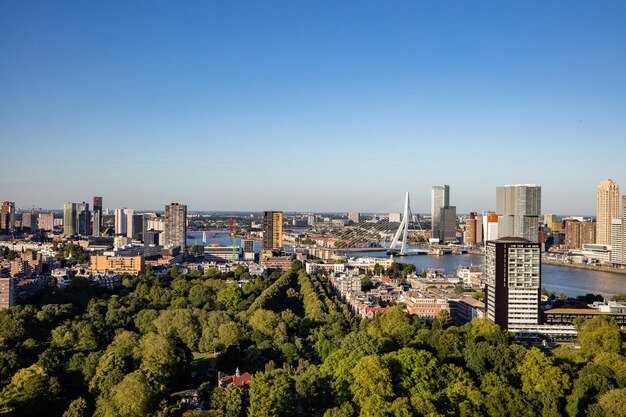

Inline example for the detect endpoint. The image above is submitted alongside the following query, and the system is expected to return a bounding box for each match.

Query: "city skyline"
[2,2,626,213]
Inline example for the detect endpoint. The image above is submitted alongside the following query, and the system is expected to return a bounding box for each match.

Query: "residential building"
[262,211,283,251]
[114,208,127,235]
[611,219,624,265]
[260,253,293,269]
[449,296,485,325]
[464,213,477,245]
[404,291,450,320]
[496,184,541,243]
[38,213,54,231]
[596,179,620,245]
[90,255,145,275]
[348,212,361,223]
[485,237,541,329]
[164,203,187,249]
[0,277,16,309]
[63,202,77,235]
[564,219,596,249]
[130,214,144,241]
[431,185,451,243]
[0,201,16,234]
[218,369,253,390]
[21,212,35,232]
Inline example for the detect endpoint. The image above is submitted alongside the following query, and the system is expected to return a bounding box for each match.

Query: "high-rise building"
[1,201,16,234]
[482,212,499,245]
[475,214,483,244]
[114,208,127,236]
[0,277,16,310]
[164,203,187,249]
[440,206,457,243]
[348,212,361,223]
[21,212,35,232]
[564,220,596,249]
[464,212,477,245]
[76,202,91,235]
[63,202,77,235]
[131,214,144,241]
[38,213,54,231]
[485,237,541,329]
[262,211,283,252]
[610,195,626,265]
[93,196,103,233]
[431,185,450,243]
[496,184,541,243]
[596,179,620,246]
[125,208,135,239]
[543,214,561,232]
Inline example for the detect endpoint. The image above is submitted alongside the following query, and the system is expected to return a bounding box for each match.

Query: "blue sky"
[1,1,625,214]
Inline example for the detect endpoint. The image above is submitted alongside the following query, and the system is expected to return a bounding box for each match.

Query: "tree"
[351,355,394,416]
[0,364,61,415]
[597,388,626,416]
[218,286,244,311]
[138,333,188,390]
[63,397,89,417]
[248,368,295,417]
[104,370,157,417]
[518,348,570,417]
[577,316,623,358]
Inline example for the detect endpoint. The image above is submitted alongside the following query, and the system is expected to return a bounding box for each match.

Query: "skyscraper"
[38,213,54,231]
[1,201,16,234]
[431,185,449,242]
[610,195,626,265]
[76,202,91,235]
[63,202,77,235]
[496,184,541,243]
[464,212,477,245]
[114,208,127,235]
[164,203,187,249]
[93,196,103,233]
[596,179,620,246]
[125,208,135,239]
[262,211,283,252]
[485,237,541,329]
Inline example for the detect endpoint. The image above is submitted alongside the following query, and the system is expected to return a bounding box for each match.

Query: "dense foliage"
[0,262,625,417]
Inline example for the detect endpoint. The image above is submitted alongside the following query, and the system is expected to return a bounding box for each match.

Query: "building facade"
[564,219,596,249]
[485,237,541,329]
[496,184,541,243]
[63,202,77,235]
[348,212,361,223]
[0,201,16,234]
[596,179,620,246]
[262,211,283,252]
[431,185,450,243]
[90,255,145,275]
[0,277,16,310]
[38,213,54,231]
[164,203,187,249]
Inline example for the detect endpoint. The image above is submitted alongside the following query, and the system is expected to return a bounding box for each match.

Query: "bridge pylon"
[389,192,411,255]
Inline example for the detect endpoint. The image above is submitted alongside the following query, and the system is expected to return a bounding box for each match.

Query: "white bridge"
[387,192,428,256]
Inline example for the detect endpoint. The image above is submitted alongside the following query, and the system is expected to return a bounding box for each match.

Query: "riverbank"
[542,259,626,276]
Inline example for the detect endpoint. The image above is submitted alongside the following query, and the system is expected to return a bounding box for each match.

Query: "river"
[186,233,625,298]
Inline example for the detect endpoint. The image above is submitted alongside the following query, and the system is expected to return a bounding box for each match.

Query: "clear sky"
[1,1,625,214]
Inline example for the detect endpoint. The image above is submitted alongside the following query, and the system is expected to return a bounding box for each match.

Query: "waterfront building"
[90,255,145,275]
[431,185,452,243]
[564,219,596,249]
[482,212,499,246]
[464,212,478,245]
[485,237,541,329]
[164,203,187,249]
[496,184,541,243]
[114,208,127,235]
[0,277,16,310]
[93,196,103,232]
[611,219,624,265]
[440,206,457,243]
[262,211,283,251]
[37,213,54,231]
[0,201,16,234]
[348,212,361,223]
[596,179,620,245]
[63,202,77,235]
